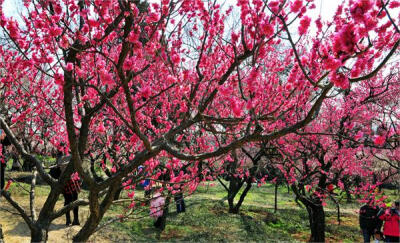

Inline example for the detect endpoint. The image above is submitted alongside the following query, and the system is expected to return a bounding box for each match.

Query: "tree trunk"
[11,153,22,171]
[73,213,100,242]
[232,182,252,214]
[22,157,33,172]
[227,178,242,214]
[306,204,325,242]
[0,224,4,243]
[228,195,237,213]
[274,183,278,213]
[113,187,123,201]
[73,181,120,242]
[31,225,48,243]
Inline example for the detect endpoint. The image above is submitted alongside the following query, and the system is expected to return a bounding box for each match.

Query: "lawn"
[102,182,380,242]
[2,172,398,242]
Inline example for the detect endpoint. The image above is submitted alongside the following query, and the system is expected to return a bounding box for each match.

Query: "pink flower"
[65,63,73,72]
[171,54,180,65]
[330,72,349,89]
[298,16,311,35]
[332,24,357,56]
[268,1,280,13]
[141,85,152,98]
[230,99,243,117]
[290,0,303,13]
[166,75,177,85]
[262,23,274,37]
[389,1,400,8]
[355,131,364,141]
[374,135,385,146]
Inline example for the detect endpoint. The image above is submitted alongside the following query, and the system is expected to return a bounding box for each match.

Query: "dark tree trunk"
[227,177,252,214]
[73,181,121,242]
[232,182,252,214]
[73,213,100,242]
[31,225,49,243]
[274,183,278,213]
[0,224,4,243]
[10,153,22,171]
[305,204,325,242]
[113,187,123,201]
[22,157,34,171]
[227,177,243,214]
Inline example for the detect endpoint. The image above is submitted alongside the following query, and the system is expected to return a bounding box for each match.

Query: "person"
[0,129,11,190]
[360,199,382,242]
[174,190,186,213]
[378,201,400,242]
[138,165,151,197]
[49,150,81,226]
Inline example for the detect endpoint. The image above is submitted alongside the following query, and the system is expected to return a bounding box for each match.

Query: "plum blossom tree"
[273,69,400,241]
[0,0,399,242]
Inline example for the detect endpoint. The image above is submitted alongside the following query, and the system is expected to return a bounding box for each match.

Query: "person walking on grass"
[0,129,11,191]
[360,199,383,242]
[378,201,400,242]
[49,148,81,226]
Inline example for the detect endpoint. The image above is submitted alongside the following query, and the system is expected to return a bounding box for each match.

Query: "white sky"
[2,0,338,20]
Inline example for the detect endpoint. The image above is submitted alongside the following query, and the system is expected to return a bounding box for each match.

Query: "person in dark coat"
[0,129,11,190]
[174,191,186,213]
[360,200,383,242]
[49,151,81,226]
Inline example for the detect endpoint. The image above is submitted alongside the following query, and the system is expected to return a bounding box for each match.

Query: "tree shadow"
[4,221,30,237]
[49,223,69,231]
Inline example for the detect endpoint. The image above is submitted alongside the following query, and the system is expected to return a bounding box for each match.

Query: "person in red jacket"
[378,201,399,242]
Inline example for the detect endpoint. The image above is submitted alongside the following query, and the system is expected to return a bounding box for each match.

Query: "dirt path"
[0,195,113,243]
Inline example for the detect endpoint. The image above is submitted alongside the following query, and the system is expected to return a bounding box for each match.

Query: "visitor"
[174,191,186,213]
[359,199,382,242]
[378,201,400,242]
[150,189,167,230]
[0,129,11,191]
[49,149,81,226]
[138,165,151,197]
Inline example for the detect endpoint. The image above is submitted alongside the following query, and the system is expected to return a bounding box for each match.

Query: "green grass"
[4,170,398,242]
[101,182,380,242]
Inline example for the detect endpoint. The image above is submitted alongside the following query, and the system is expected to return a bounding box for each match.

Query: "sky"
[2,0,339,20]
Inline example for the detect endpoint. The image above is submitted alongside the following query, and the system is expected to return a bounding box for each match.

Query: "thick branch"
[0,117,55,186]
[1,191,35,231]
[30,169,38,221]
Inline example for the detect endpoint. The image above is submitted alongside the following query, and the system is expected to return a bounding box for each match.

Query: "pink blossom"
[290,0,303,13]
[374,135,385,146]
[389,1,400,8]
[298,16,311,35]
[355,131,364,141]
[330,72,349,89]
[65,63,73,72]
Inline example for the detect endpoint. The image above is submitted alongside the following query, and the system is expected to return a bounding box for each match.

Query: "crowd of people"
[360,200,400,242]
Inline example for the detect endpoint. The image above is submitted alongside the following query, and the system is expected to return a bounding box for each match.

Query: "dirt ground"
[0,194,114,243]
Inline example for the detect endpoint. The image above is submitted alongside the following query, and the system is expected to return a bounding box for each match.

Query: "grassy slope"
[104,183,379,242]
